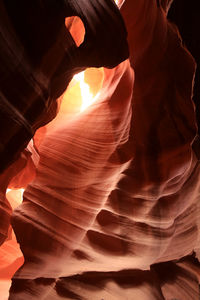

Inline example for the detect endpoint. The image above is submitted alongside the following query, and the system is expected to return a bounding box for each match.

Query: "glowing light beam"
[73,71,99,112]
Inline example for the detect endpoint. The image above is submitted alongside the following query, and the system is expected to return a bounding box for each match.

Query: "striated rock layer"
[1,0,200,299]
[0,0,128,173]
[0,0,128,248]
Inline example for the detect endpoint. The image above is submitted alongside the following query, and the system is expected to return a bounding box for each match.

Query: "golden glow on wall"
[73,71,100,112]
[59,67,104,116]
[6,189,25,207]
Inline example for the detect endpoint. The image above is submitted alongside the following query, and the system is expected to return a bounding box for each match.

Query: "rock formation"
[0,0,128,247]
[1,0,200,299]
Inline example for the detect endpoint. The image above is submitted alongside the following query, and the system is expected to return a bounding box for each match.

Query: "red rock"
[1,0,200,299]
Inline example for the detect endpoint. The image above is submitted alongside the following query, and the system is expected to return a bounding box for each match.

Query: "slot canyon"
[0,0,200,299]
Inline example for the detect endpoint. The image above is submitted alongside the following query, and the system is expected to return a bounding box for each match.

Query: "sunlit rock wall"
[1,0,200,299]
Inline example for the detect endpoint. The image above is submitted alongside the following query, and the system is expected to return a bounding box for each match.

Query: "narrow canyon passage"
[1,1,200,299]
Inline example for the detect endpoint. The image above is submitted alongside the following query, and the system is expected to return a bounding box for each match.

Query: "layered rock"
[1,0,200,299]
[0,0,128,250]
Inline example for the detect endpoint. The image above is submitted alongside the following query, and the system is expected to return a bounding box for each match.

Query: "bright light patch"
[56,68,103,118]
[74,71,99,112]
[6,189,25,209]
